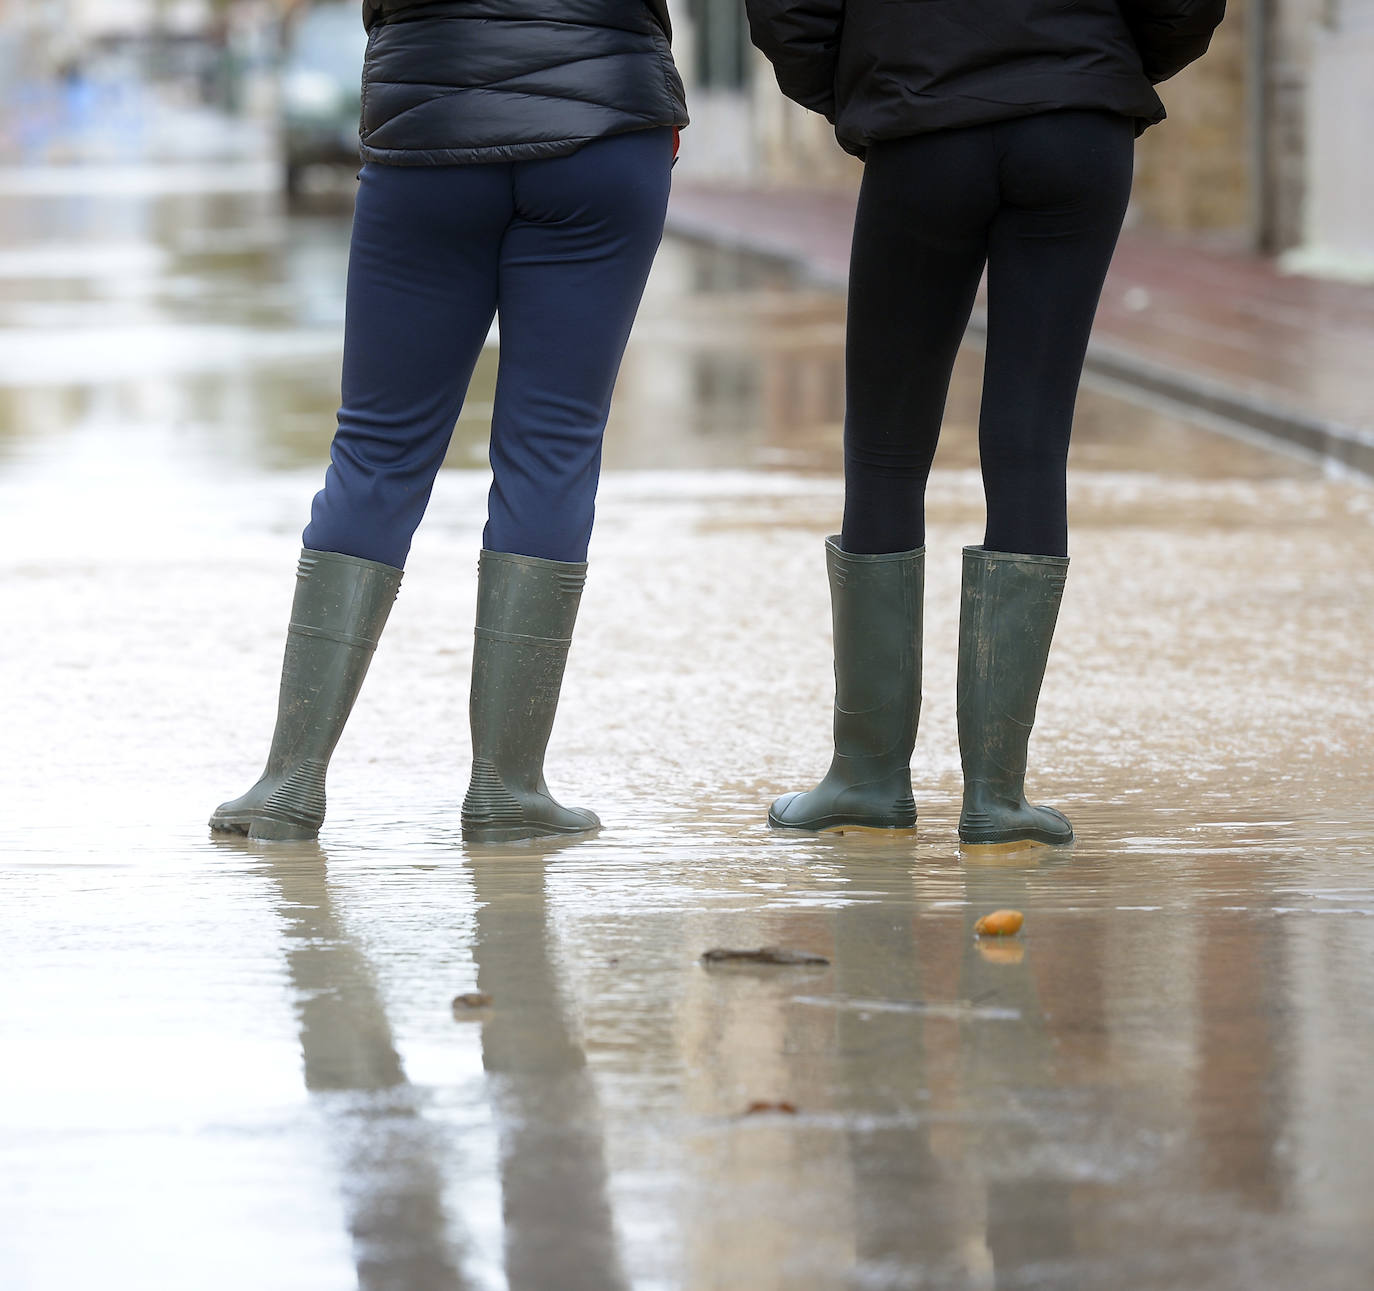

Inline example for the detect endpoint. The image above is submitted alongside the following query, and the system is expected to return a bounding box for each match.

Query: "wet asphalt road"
[1,158,1373,1290]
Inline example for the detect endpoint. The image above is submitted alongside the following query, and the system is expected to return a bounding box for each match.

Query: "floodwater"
[2,158,1374,1291]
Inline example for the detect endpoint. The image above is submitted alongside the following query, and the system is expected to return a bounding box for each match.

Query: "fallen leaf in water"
[744,1100,798,1116]
[701,947,830,966]
[974,910,1024,937]
[451,992,493,1015]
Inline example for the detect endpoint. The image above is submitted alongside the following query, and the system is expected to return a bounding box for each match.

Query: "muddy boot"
[461,550,599,843]
[210,549,402,842]
[957,546,1074,846]
[769,537,923,833]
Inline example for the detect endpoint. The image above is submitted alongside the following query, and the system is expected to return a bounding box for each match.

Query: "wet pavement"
[3,159,1374,1290]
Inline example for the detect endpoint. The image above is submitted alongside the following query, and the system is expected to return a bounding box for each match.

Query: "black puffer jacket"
[746,0,1226,154]
[359,1,688,165]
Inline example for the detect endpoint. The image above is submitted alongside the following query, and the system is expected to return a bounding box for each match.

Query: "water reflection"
[467,843,629,1291]
[3,143,1373,1291]
[752,853,1077,1287]
[246,840,467,1290]
[830,860,979,1286]
[224,837,628,1290]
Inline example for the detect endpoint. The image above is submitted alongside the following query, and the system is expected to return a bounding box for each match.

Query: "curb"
[965,308,1374,481]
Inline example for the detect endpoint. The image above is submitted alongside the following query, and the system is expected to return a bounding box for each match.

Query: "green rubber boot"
[210,549,402,842]
[769,537,923,833]
[461,550,600,843]
[956,546,1074,847]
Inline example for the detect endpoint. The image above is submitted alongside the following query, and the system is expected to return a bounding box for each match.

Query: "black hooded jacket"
[745,0,1226,155]
[358,1,688,165]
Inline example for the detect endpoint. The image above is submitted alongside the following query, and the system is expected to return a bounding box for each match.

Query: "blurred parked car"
[280,3,367,194]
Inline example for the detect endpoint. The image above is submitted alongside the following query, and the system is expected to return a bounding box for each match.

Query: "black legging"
[841,110,1135,558]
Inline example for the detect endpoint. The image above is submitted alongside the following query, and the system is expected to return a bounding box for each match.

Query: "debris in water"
[974,910,1024,937]
[451,992,493,1015]
[701,947,830,966]
[744,1100,798,1116]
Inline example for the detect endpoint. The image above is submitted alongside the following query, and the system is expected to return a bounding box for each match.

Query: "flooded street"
[2,160,1374,1290]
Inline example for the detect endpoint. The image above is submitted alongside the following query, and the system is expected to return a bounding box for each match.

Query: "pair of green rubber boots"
[212,537,1071,846]
[210,548,597,844]
[768,537,1074,846]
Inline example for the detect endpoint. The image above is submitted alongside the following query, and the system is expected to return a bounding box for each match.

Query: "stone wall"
[1131,0,1254,237]
[749,54,859,189]
[1258,0,1326,252]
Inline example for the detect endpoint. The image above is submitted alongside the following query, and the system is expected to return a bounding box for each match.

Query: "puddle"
[1,153,1373,1291]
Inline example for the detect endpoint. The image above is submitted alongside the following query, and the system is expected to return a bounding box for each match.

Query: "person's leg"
[841,130,996,555]
[957,111,1134,848]
[771,128,996,833]
[303,162,510,568]
[213,163,510,840]
[483,127,674,560]
[978,110,1135,557]
[461,128,673,842]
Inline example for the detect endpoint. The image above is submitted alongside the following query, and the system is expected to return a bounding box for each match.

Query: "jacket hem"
[359,123,680,168]
[836,88,1166,156]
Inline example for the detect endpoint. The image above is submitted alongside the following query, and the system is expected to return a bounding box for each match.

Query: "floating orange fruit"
[974,909,1024,937]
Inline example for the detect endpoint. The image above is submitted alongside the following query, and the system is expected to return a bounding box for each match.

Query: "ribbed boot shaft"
[827,537,923,770]
[956,546,1073,845]
[465,550,584,787]
[262,549,404,786]
[956,546,1067,794]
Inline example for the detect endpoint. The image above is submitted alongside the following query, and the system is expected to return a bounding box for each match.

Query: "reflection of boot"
[259,844,466,1286]
[461,549,599,843]
[956,547,1072,846]
[769,536,923,833]
[211,549,401,842]
[467,852,629,1290]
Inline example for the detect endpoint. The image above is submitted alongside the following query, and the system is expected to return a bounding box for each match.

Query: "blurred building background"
[668,0,1374,277]
[0,0,1368,273]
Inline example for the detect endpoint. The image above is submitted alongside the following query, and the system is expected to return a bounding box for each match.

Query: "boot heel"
[461,758,526,835]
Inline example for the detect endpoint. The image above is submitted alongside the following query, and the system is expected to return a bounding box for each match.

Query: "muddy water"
[2,168,1374,1289]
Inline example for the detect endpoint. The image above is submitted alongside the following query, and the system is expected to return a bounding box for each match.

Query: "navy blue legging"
[303,128,675,569]
[841,110,1135,558]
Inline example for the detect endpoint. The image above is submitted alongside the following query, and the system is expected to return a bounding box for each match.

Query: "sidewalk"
[667,183,1374,478]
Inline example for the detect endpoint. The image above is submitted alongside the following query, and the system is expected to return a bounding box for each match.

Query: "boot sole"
[768,813,917,836]
[957,829,1074,848]
[462,821,601,844]
[209,811,319,842]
